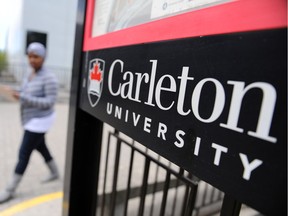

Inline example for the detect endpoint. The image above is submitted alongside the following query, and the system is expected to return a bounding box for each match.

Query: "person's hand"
[12,90,20,100]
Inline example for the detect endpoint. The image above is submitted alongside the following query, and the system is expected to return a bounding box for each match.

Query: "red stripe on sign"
[83,0,287,51]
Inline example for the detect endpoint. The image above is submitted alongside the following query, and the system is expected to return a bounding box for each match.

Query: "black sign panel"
[79,29,286,215]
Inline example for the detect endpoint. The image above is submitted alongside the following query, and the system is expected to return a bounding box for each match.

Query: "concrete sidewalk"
[0,99,69,215]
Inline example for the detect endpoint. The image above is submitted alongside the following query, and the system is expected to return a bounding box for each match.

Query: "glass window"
[92,0,231,37]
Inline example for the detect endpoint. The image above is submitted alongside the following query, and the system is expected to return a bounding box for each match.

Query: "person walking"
[0,42,59,203]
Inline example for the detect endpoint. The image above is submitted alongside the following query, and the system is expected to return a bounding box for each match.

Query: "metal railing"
[95,124,227,216]
[1,64,71,89]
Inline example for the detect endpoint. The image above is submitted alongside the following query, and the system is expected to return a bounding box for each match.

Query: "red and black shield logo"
[87,58,105,107]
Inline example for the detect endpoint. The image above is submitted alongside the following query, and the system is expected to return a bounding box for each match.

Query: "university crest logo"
[87,58,105,107]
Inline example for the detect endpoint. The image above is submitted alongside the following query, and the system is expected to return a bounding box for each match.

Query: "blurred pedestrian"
[0,42,59,203]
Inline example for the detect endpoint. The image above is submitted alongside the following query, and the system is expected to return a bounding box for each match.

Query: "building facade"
[6,0,78,87]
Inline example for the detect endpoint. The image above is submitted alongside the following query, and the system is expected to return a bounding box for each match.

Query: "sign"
[80,29,286,215]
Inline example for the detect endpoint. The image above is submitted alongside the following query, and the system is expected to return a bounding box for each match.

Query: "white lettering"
[155,75,176,110]
[194,137,201,156]
[212,143,228,166]
[115,106,122,119]
[134,73,149,102]
[157,122,167,140]
[177,67,193,116]
[174,130,185,148]
[239,153,263,181]
[107,103,113,115]
[132,113,141,126]
[192,78,225,123]
[121,71,134,99]
[144,117,152,133]
[220,81,277,143]
[107,60,278,143]
[125,109,129,122]
[145,60,158,107]
[108,59,123,96]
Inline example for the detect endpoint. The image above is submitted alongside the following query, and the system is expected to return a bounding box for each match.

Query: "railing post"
[220,194,242,216]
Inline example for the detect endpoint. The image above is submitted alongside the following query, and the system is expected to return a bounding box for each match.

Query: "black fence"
[94,124,260,216]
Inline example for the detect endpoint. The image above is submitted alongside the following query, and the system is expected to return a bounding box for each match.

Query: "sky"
[0,1,15,50]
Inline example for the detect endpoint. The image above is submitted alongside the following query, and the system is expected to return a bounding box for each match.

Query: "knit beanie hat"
[27,42,46,58]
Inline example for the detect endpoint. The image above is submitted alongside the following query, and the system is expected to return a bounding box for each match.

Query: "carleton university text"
[99,59,278,181]
[108,59,277,143]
